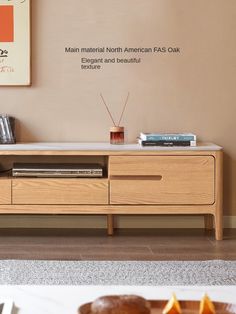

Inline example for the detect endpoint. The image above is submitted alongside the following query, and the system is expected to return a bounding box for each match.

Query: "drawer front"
[0,179,11,204]
[12,179,108,205]
[109,156,215,205]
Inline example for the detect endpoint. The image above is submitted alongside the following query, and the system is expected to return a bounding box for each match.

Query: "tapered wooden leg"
[214,150,223,240]
[214,213,223,240]
[204,214,214,230]
[107,214,114,236]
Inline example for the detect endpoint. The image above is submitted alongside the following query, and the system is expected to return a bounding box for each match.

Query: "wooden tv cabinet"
[0,142,223,240]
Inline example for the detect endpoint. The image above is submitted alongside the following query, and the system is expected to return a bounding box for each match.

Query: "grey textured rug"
[0,260,235,285]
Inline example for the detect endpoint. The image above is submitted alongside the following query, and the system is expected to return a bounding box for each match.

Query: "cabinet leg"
[204,214,214,230]
[214,150,223,241]
[107,214,114,236]
[214,213,223,241]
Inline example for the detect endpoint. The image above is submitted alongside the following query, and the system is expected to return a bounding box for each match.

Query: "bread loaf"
[91,295,151,314]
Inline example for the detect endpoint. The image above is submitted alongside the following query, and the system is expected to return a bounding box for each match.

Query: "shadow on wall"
[15,118,39,142]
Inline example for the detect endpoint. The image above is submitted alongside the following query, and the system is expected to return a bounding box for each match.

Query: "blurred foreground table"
[0,285,236,314]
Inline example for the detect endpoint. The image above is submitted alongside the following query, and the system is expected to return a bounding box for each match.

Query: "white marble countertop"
[0,142,222,152]
[0,285,235,314]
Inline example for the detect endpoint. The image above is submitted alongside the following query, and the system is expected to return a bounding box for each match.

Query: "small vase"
[110,126,124,145]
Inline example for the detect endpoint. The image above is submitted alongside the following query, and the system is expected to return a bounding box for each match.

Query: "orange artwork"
[0,5,14,42]
[0,0,30,85]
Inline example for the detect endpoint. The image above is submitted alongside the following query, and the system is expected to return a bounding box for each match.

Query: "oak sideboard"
[0,142,223,240]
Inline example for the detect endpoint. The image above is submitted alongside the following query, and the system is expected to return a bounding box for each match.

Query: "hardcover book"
[0,115,15,144]
[138,139,197,147]
[140,133,197,141]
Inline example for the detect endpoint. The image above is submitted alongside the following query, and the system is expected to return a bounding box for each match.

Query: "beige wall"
[1,0,236,226]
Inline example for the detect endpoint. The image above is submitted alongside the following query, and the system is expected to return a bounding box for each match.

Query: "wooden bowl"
[78,299,236,314]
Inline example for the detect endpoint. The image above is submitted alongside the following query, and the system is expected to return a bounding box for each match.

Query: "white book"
[0,300,14,314]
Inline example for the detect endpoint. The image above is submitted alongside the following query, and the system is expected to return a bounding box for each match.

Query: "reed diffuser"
[100,92,130,144]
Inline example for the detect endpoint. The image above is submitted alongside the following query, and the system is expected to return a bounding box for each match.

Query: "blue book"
[140,133,196,141]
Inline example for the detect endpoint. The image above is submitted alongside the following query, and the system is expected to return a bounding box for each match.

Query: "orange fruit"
[162,294,182,314]
[199,294,216,314]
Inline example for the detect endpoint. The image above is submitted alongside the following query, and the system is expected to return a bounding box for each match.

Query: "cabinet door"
[0,178,11,204]
[109,156,215,205]
[12,178,108,205]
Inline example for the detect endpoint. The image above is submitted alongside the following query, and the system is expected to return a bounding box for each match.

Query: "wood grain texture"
[107,214,114,235]
[79,299,236,314]
[0,150,219,156]
[0,229,235,261]
[204,214,214,230]
[109,155,215,176]
[0,178,11,204]
[110,156,215,205]
[0,144,223,240]
[12,178,108,205]
[214,150,223,240]
[0,204,215,214]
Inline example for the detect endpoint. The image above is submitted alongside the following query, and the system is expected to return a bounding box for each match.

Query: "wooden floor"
[0,228,235,260]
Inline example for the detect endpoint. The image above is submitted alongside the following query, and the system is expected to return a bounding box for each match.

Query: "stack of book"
[138,133,197,147]
[0,115,15,144]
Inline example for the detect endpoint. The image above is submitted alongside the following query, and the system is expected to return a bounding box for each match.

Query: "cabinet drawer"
[12,178,108,205]
[0,178,11,204]
[109,156,215,205]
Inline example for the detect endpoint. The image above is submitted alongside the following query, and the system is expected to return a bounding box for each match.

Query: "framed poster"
[0,0,31,86]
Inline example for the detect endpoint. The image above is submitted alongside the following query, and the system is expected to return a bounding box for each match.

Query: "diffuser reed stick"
[100,93,116,126]
[100,92,130,127]
[100,92,130,144]
[118,92,130,127]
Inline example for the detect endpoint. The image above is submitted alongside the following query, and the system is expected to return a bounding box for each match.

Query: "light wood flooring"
[0,228,235,260]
